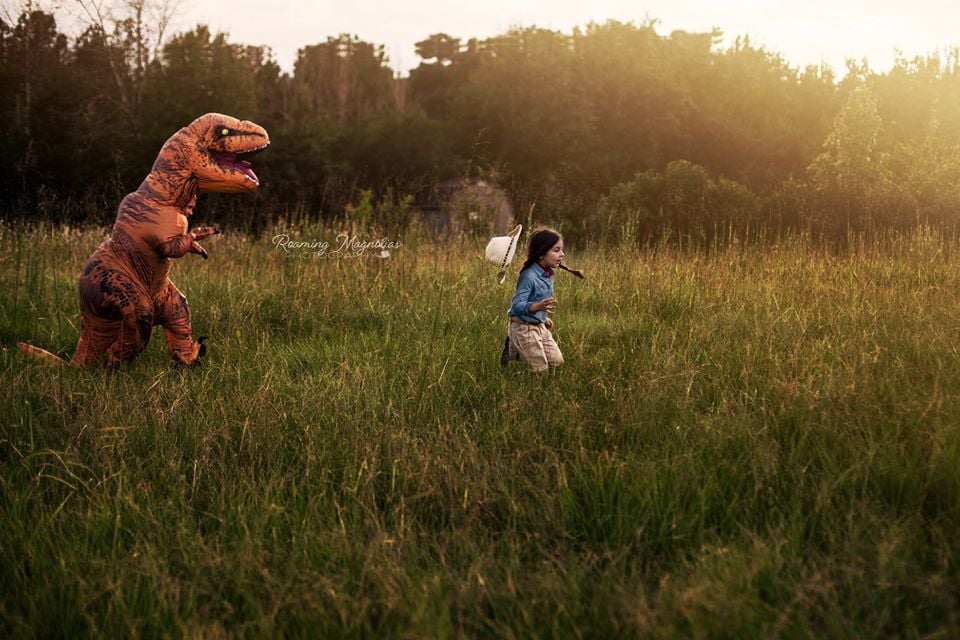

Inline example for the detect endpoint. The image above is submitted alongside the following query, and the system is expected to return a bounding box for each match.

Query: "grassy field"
[2,222,959,637]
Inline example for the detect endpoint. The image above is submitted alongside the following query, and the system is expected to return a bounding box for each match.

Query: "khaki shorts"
[508,321,564,373]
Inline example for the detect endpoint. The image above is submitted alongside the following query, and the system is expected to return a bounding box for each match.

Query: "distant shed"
[418,178,514,235]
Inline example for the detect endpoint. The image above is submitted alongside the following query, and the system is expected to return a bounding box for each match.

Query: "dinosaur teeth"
[236,144,268,160]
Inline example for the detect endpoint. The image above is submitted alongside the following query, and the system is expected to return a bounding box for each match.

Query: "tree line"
[3,4,960,242]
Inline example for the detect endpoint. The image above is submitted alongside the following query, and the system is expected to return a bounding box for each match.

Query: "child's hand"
[531,297,556,313]
[545,318,554,330]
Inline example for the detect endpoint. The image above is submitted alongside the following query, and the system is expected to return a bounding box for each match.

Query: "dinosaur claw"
[197,335,207,358]
[189,238,209,259]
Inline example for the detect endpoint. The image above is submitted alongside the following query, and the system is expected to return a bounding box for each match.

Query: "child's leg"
[506,333,519,360]
[542,328,564,368]
[509,323,550,373]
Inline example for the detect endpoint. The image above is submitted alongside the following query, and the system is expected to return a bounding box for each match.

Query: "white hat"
[484,224,522,284]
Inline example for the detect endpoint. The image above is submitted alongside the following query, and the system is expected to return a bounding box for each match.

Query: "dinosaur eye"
[216,127,231,138]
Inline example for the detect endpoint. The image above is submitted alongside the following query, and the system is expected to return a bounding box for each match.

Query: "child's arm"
[509,275,555,317]
[508,276,535,317]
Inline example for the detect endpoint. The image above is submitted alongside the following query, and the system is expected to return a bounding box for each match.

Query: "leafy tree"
[69,24,133,208]
[414,32,460,65]
[0,9,74,209]
[8,5,960,241]
[292,34,395,125]
[807,85,896,231]
[686,36,836,185]
[68,0,184,124]
[597,160,763,243]
[408,33,478,119]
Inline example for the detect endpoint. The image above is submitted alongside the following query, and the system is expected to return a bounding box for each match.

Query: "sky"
[38,0,960,76]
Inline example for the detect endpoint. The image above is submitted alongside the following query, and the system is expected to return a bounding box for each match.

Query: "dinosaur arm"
[156,233,196,258]
[191,226,220,240]
[156,227,220,259]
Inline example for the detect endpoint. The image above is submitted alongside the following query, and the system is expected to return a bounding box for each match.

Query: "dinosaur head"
[180,113,270,193]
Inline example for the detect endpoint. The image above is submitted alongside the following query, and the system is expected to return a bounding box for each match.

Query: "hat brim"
[484,224,522,270]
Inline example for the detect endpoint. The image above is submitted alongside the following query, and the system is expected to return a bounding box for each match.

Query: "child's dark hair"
[519,228,562,274]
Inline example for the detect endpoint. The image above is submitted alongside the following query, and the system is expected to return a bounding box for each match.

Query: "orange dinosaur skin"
[19,113,269,366]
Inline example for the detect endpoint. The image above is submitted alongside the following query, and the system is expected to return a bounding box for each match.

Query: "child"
[500,228,565,373]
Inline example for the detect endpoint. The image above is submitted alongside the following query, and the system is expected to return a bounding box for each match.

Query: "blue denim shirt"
[508,264,554,323]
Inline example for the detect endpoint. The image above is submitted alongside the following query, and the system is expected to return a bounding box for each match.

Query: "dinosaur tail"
[17,342,68,365]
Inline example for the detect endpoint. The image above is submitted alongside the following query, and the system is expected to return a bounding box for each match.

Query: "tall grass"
[1,222,959,637]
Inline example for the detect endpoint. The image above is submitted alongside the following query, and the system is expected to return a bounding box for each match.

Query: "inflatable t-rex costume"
[18,113,269,366]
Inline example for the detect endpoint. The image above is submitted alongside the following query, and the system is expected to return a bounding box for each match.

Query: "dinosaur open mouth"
[211,146,266,184]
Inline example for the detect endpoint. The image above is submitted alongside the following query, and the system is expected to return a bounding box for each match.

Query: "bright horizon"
[24,0,960,76]
[181,0,960,76]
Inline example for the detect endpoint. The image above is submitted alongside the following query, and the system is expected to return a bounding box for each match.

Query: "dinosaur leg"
[156,280,205,366]
[74,260,153,366]
[69,317,114,366]
[104,296,155,365]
